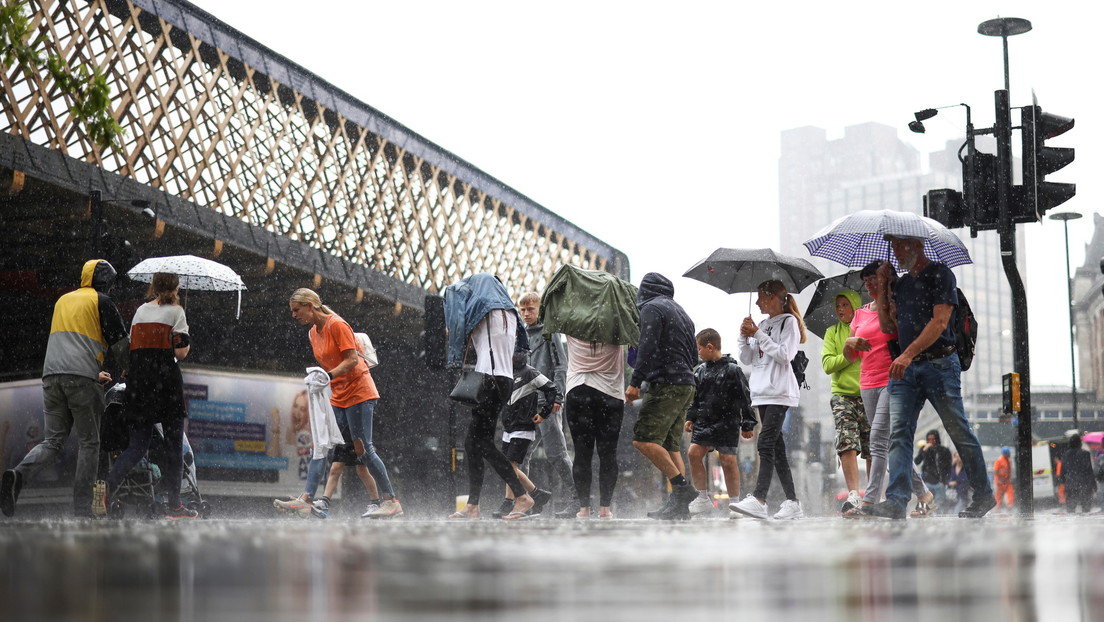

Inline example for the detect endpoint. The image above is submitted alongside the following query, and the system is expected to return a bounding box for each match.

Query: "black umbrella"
[683,248,824,296]
[803,269,872,339]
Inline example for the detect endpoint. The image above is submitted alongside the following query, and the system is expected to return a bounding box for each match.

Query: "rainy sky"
[188,0,1100,387]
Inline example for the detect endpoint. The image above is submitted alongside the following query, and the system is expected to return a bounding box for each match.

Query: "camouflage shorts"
[832,394,870,459]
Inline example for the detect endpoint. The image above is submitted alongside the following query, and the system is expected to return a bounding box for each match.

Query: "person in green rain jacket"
[821,288,869,514]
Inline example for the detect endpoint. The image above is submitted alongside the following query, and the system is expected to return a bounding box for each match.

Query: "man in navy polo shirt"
[850,235,994,520]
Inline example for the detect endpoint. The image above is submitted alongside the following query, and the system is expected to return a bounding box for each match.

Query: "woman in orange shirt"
[288,288,401,518]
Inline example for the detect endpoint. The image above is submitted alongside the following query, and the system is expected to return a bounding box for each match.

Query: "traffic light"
[924,189,964,229]
[964,152,999,230]
[1018,105,1075,220]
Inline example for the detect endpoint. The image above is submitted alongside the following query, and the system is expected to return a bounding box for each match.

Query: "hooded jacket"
[821,288,862,396]
[628,273,697,388]
[686,355,756,446]
[443,273,528,368]
[42,260,129,380]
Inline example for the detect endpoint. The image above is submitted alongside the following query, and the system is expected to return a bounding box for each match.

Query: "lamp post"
[1049,210,1083,431]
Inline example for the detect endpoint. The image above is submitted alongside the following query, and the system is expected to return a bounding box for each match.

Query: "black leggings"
[106,418,185,507]
[565,385,624,508]
[465,376,525,506]
[753,405,797,501]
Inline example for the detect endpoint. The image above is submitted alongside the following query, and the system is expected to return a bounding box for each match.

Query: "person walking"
[286,288,402,518]
[730,279,807,520]
[684,328,756,515]
[850,235,995,519]
[843,261,935,515]
[104,272,196,519]
[563,336,625,519]
[820,288,869,513]
[993,446,1015,511]
[914,429,952,514]
[517,291,577,518]
[948,452,972,515]
[489,352,560,518]
[1,260,128,518]
[1059,435,1096,514]
[444,273,534,520]
[625,273,699,521]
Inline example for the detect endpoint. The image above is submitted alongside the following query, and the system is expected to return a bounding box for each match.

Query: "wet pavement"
[1,509,1102,622]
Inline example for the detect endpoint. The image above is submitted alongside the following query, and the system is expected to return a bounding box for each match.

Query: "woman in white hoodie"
[730,279,806,520]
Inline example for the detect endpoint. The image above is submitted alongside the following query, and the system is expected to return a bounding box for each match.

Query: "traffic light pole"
[994,89,1034,517]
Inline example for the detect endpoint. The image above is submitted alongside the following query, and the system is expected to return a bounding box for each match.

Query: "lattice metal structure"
[0,0,626,294]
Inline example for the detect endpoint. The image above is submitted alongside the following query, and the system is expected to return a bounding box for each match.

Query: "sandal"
[909,500,937,518]
[447,511,478,519]
[501,511,528,520]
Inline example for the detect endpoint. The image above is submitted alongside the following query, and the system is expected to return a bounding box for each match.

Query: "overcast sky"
[188,0,1099,387]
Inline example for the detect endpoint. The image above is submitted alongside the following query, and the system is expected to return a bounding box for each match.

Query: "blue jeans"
[333,399,394,497]
[885,354,993,510]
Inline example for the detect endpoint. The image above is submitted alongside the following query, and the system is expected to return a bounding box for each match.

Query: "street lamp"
[1049,210,1083,431]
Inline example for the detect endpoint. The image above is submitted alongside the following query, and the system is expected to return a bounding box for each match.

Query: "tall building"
[778,122,1023,427]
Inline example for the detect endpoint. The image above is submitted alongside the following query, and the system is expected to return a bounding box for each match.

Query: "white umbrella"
[127,255,246,318]
[802,209,972,270]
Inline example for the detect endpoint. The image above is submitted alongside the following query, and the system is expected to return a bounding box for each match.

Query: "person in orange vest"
[993,446,1014,509]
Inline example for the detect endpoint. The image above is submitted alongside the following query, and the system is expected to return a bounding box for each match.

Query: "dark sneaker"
[164,504,199,519]
[1,470,22,517]
[845,501,906,520]
[651,501,691,521]
[959,495,997,519]
[491,498,514,519]
[530,489,553,516]
[672,483,698,511]
[646,494,674,519]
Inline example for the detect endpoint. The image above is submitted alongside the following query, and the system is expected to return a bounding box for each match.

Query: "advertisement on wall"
[0,367,316,500]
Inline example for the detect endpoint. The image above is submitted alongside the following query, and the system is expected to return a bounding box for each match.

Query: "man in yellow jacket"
[821,288,869,514]
[1,260,129,518]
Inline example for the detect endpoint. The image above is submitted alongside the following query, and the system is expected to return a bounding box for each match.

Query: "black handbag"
[449,330,497,407]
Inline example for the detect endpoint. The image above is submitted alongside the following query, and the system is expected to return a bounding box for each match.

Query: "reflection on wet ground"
[1,514,1102,621]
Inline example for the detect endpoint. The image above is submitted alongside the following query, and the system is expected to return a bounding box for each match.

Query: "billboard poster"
[0,368,315,500]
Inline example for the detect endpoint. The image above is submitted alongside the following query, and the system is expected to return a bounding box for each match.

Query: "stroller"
[100,383,210,518]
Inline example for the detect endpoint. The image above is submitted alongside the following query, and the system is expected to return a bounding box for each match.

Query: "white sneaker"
[729,494,769,519]
[688,491,713,515]
[366,498,403,519]
[841,490,861,514]
[360,501,380,518]
[773,499,804,520]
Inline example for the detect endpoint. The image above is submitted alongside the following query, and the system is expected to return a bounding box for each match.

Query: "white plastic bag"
[354,332,379,367]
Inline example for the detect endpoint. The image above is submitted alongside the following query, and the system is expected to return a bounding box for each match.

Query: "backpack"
[953,288,978,372]
[782,317,809,389]
[354,332,379,368]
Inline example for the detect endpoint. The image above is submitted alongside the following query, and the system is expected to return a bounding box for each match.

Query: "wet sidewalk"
[1,513,1101,621]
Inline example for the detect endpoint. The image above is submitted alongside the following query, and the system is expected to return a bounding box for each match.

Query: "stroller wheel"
[108,500,125,519]
[146,502,164,520]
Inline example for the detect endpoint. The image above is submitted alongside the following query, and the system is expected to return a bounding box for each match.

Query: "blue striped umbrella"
[803,209,972,269]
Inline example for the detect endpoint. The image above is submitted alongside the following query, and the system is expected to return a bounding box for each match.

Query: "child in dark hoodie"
[684,329,756,515]
[492,353,562,519]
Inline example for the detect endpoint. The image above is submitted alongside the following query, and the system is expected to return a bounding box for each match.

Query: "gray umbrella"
[803,269,872,339]
[683,248,824,295]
